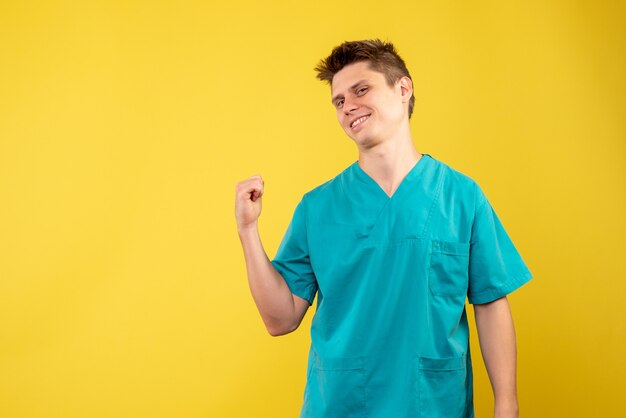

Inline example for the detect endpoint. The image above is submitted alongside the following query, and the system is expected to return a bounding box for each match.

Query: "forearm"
[474,296,519,417]
[238,224,298,335]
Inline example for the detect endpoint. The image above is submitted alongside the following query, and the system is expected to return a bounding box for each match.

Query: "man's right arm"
[235,176,310,336]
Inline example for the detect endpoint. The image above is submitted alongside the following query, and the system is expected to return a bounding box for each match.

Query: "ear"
[398,76,413,103]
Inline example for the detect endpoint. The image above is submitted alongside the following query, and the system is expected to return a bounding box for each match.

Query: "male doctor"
[235,39,532,418]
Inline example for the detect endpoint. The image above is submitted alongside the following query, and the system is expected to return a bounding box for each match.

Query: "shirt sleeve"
[270,196,318,305]
[467,184,533,304]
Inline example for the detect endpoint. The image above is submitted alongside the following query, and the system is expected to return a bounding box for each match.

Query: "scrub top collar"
[351,153,434,200]
[347,153,439,243]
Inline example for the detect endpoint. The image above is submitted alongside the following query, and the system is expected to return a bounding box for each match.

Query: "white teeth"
[351,116,369,128]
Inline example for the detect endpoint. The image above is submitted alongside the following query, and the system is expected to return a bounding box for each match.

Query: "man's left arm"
[474,295,519,418]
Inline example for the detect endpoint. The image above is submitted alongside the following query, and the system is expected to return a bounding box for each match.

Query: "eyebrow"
[331,79,369,104]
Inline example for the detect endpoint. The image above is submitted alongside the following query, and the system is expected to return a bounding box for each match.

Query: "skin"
[330,61,421,197]
[235,175,310,336]
[475,296,520,418]
[235,60,520,417]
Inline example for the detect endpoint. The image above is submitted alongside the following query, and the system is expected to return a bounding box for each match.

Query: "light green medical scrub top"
[271,154,533,418]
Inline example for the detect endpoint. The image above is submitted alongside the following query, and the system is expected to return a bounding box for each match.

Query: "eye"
[335,99,344,108]
[356,87,368,95]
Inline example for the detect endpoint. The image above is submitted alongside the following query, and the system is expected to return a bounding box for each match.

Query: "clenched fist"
[235,175,264,231]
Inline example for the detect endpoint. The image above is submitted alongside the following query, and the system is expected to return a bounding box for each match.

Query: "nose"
[342,96,359,115]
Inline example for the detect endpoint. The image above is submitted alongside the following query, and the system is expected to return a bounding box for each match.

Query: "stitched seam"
[419,164,445,240]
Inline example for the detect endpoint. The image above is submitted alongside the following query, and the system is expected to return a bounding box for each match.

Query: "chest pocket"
[428,239,470,297]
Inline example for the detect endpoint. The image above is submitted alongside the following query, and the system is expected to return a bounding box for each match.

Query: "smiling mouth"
[351,115,370,129]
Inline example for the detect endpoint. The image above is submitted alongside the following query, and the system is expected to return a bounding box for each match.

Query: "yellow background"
[1,0,624,417]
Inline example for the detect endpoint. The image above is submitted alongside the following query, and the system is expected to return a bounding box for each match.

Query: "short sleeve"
[467,185,533,304]
[270,196,318,305]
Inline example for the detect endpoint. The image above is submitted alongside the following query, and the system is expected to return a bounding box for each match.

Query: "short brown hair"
[314,39,415,118]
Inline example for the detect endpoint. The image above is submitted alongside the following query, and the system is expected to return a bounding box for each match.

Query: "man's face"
[330,61,410,148]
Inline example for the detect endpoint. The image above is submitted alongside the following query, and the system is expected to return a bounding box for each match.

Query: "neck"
[356,128,422,197]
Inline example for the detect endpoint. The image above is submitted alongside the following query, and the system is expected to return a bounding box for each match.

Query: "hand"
[235,175,264,231]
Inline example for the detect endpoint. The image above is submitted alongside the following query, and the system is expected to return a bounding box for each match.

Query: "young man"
[235,39,533,418]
